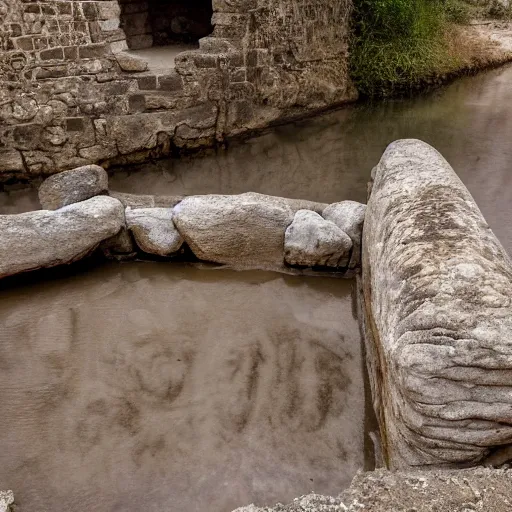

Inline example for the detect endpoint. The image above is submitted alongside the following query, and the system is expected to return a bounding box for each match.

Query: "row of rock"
[0,164,366,279]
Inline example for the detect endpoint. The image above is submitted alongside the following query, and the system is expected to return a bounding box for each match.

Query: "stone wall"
[0,0,356,182]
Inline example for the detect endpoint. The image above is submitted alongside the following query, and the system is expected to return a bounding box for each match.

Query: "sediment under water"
[0,263,363,512]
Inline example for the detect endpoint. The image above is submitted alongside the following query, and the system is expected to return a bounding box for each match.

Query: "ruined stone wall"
[0,0,356,181]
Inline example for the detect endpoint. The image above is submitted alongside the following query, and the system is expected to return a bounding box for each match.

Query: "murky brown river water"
[1,64,512,511]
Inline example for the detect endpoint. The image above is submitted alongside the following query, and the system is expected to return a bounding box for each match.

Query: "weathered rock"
[114,52,148,72]
[361,139,512,469]
[125,207,183,256]
[38,165,109,210]
[0,196,124,278]
[234,468,512,512]
[284,210,352,268]
[323,201,366,268]
[173,194,294,269]
[0,491,14,512]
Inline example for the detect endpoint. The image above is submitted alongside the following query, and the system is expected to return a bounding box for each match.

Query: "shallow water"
[0,263,363,512]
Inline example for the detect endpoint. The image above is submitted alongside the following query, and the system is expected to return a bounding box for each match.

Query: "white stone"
[284,209,352,268]
[38,164,109,210]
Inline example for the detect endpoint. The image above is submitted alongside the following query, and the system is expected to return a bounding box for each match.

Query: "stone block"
[361,139,512,468]
[126,207,184,256]
[79,43,108,59]
[137,75,157,90]
[173,194,294,270]
[39,47,64,61]
[95,1,121,20]
[158,72,184,92]
[63,46,78,60]
[284,210,352,268]
[65,117,85,132]
[128,94,146,113]
[115,52,148,72]
[13,123,43,150]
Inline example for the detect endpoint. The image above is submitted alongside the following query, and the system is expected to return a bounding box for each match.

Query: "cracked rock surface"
[361,139,512,468]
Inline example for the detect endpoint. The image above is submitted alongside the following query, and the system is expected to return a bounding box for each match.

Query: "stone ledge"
[233,467,512,511]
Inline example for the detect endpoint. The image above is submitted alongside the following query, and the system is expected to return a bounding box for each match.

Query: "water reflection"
[0,263,363,512]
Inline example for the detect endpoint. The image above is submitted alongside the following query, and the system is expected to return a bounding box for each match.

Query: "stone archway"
[119,0,213,50]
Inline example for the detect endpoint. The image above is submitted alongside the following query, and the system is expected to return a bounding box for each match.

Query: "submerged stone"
[284,210,352,268]
[38,165,109,210]
[0,196,124,278]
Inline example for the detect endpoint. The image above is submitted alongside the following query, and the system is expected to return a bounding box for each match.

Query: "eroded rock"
[126,207,183,256]
[284,210,352,268]
[0,491,14,512]
[323,201,366,268]
[173,194,294,269]
[0,196,124,278]
[233,468,512,512]
[38,164,109,210]
[361,139,512,469]
[114,52,148,72]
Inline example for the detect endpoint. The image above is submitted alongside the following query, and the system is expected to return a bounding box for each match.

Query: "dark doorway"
[120,0,214,50]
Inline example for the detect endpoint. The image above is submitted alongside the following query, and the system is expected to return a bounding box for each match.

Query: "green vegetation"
[349,0,473,98]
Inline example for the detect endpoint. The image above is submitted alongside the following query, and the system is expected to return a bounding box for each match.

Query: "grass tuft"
[349,0,479,98]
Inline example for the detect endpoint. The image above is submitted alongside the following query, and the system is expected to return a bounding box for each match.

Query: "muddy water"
[0,263,363,512]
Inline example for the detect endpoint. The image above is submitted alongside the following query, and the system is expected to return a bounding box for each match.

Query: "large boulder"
[0,196,124,278]
[38,165,109,210]
[361,139,512,469]
[233,468,512,512]
[125,207,183,256]
[323,201,366,269]
[173,194,294,269]
[284,210,352,268]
